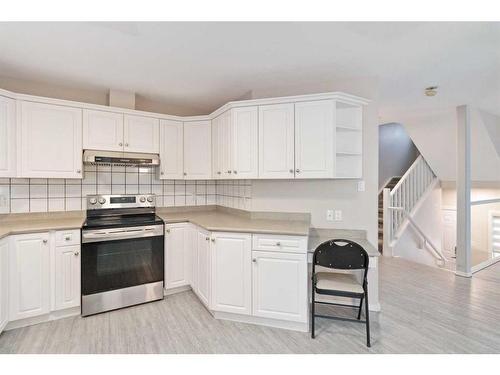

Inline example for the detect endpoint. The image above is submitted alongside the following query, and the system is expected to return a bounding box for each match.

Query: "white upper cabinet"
[83,109,124,152]
[9,232,50,321]
[0,96,16,177]
[211,232,252,315]
[294,100,335,178]
[124,115,160,153]
[19,101,82,179]
[220,111,232,179]
[183,120,212,180]
[53,244,81,311]
[258,103,295,179]
[232,106,258,179]
[159,119,184,179]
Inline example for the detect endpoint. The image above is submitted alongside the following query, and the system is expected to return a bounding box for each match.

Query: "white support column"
[456,105,472,277]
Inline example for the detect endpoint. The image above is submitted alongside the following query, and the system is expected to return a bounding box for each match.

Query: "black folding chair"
[311,239,371,347]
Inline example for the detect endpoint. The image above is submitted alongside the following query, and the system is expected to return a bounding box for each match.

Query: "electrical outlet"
[334,210,343,221]
[357,180,365,192]
[326,209,334,221]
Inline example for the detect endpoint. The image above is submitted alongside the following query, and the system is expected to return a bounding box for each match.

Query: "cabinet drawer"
[252,234,307,253]
[55,229,81,246]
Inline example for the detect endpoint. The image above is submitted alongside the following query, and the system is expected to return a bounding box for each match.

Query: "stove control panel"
[86,194,156,209]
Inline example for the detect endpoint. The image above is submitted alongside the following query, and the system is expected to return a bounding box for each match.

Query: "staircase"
[382,155,446,266]
[378,177,401,252]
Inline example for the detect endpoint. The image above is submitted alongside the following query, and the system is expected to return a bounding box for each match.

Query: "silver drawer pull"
[276,242,281,246]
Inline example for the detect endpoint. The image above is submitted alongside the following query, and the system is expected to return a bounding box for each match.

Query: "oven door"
[81,224,164,297]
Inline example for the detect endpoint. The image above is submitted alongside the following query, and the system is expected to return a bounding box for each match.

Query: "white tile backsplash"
[0,170,251,213]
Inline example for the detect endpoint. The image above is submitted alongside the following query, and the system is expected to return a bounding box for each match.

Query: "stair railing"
[383,155,438,257]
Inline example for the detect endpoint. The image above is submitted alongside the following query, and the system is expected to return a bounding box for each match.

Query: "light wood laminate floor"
[1,257,500,354]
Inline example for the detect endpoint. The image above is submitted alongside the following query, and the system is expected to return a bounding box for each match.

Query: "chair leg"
[357,296,364,320]
[364,290,371,347]
[311,287,315,339]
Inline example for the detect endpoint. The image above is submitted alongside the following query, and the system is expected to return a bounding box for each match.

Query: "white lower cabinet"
[195,228,211,308]
[9,233,51,321]
[53,244,81,311]
[0,238,9,333]
[252,250,308,323]
[211,232,252,315]
[165,223,191,289]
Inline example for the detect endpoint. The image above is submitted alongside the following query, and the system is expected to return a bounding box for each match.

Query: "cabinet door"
[165,223,190,289]
[0,239,8,332]
[159,119,184,179]
[183,121,212,180]
[252,251,307,322]
[232,106,258,179]
[211,232,251,315]
[19,101,82,179]
[220,111,233,179]
[83,110,124,152]
[0,96,16,177]
[196,229,211,308]
[258,103,295,179]
[124,115,160,153]
[54,245,81,310]
[211,115,222,179]
[294,100,335,178]
[9,233,50,321]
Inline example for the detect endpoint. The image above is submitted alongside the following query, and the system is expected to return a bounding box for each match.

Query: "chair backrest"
[313,239,369,271]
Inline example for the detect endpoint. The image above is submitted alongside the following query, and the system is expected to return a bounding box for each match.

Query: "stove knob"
[89,197,97,205]
[147,196,154,203]
[139,196,146,203]
[98,197,106,204]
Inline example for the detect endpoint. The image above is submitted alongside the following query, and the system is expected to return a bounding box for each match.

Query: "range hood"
[83,150,160,167]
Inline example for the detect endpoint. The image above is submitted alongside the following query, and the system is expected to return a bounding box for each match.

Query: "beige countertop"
[156,209,311,236]
[0,211,86,240]
[308,235,380,257]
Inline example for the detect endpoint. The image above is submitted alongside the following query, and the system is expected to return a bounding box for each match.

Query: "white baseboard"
[5,306,81,331]
[164,284,192,296]
[213,311,309,332]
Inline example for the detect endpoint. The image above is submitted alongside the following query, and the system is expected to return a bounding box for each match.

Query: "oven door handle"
[82,224,164,243]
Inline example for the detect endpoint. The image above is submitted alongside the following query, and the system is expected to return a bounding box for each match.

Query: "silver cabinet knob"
[160,171,164,175]
[183,172,187,176]
[252,258,257,263]
[166,229,170,233]
[233,170,237,174]
[276,242,281,246]
[211,238,215,242]
[119,142,123,146]
[76,170,81,174]
[296,169,300,173]
[42,239,48,244]
[74,251,79,256]
[227,170,232,174]
[205,237,209,241]
[289,169,294,173]
[125,143,129,147]
[217,171,221,175]
[65,236,71,241]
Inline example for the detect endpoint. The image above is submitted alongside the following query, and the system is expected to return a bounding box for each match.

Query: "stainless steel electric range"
[81,194,164,316]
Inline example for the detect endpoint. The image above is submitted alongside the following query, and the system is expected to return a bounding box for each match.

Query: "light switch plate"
[357,180,365,192]
[326,209,334,221]
[334,210,342,221]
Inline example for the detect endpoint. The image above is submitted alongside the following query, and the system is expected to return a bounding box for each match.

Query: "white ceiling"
[0,22,498,118]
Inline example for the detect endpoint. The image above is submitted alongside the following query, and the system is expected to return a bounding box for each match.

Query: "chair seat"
[315,272,364,294]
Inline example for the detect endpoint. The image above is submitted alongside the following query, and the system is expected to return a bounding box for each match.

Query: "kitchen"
[0,86,380,341]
